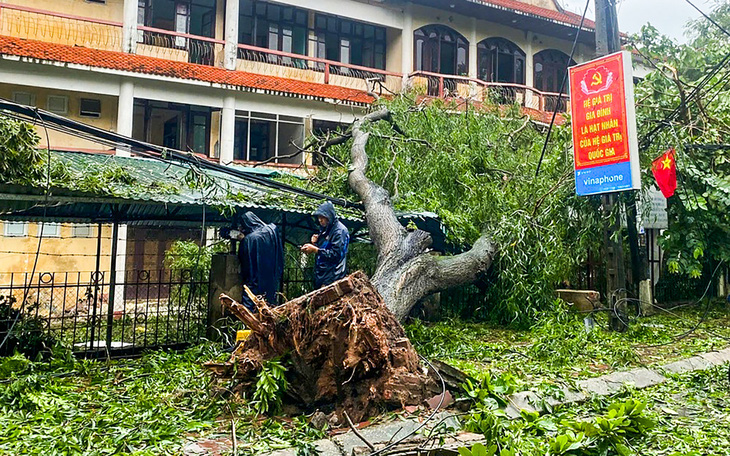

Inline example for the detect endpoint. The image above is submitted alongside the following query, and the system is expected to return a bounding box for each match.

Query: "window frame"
[80,98,102,118]
[39,222,61,238]
[3,221,28,238]
[72,224,95,238]
[47,95,69,115]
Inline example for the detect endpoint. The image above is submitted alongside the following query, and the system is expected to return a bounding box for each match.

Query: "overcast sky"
[558,0,714,43]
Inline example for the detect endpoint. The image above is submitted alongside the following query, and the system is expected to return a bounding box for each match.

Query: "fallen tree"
[346,109,498,321]
[293,94,600,325]
[205,272,438,422]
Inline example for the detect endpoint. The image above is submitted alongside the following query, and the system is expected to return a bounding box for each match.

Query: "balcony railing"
[0,3,122,52]
[235,43,403,96]
[408,71,569,113]
[136,26,222,66]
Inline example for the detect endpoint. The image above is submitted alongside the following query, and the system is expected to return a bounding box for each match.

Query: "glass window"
[3,222,27,237]
[39,223,61,238]
[73,224,94,238]
[477,38,526,84]
[414,25,469,75]
[80,98,102,118]
[313,13,387,70]
[533,49,575,93]
[233,112,304,163]
[238,0,307,61]
[12,91,35,106]
[47,95,68,115]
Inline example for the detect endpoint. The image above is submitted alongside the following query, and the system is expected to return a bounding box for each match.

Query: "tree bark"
[347,109,498,320]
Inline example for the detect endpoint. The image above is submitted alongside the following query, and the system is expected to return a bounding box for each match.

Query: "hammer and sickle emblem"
[591,72,603,86]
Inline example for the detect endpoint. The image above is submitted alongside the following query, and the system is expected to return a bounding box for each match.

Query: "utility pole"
[594,0,628,330]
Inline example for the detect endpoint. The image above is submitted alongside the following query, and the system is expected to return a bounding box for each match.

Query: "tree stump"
[204,271,437,422]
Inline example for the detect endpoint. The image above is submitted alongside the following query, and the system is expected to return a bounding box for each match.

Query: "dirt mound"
[205,271,437,422]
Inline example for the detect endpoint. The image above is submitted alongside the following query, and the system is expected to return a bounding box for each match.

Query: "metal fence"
[0,269,209,358]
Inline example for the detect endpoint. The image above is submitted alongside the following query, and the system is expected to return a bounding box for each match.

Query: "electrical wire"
[534,0,590,178]
[684,0,730,39]
[0,98,362,210]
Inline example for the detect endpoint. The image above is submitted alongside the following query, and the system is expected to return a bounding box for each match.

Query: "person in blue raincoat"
[236,211,284,310]
[300,201,350,289]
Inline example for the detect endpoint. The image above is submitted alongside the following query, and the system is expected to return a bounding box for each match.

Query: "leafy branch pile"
[0,344,324,455]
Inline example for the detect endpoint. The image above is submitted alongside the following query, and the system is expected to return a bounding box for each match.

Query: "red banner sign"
[569,51,640,195]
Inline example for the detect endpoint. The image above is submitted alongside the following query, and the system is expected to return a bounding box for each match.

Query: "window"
[414,25,469,75]
[86,0,106,4]
[73,224,94,238]
[533,49,575,112]
[233,111,304,164]
[3,221,28,237]
[47,95,68,115]
[80,98,102,118]
[12,91,35,106]
[132,100,212,156]
[533,49,575,94]
[39,223,61,238]
[313,14,387,70]
[239,0,308,62]
[477,38,525,84]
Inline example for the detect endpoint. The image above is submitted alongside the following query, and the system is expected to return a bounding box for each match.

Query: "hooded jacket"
[312,201,350,288]
[237,212,284,308]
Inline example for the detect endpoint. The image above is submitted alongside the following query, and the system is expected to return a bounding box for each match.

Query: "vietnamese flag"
[652,149,677,198]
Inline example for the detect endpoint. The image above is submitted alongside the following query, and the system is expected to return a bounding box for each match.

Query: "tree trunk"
[348,109,498,320]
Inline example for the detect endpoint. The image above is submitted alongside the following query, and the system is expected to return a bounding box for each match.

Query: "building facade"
[0,0,599,276]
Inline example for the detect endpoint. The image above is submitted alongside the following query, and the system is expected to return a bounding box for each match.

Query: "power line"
[534,0,591,177]
[0,98,362,210]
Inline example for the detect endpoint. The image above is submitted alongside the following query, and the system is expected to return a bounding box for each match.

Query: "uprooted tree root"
[204,271,438,422]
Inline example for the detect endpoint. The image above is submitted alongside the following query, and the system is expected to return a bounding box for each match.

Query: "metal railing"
[136,26,222,66]
[0,269,210,357]
[408,71,569,112]
[0,3,123,52]
[235,42,403,95]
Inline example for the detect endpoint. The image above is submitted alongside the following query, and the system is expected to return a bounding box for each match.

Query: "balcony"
[409,71,569,113]
[0,3,569,114]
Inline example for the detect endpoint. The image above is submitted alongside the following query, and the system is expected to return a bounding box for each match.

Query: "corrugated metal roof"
[0,150,449,250]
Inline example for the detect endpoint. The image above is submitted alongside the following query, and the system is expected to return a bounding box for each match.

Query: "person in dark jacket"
[237,211,284,310]
[300,201,350,288]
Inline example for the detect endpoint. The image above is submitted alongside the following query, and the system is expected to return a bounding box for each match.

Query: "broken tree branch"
[343,411,375,451]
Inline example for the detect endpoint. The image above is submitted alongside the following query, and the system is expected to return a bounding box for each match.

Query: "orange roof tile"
[0,35,375,105]
[473,0,596,30]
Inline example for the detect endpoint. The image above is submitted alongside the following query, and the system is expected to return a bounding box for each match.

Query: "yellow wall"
[0,222,114,276]
[0,84,118,152]
[0,0,124,52]
[8,0,124,23]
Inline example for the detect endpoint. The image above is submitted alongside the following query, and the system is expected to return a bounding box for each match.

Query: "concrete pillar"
[122,0,138,53]
[114,79,134,310]
[116,80,134,157]
[468,18,478,79]
[224,0,240,70]
[401,3,413,84]
[525,32,535,109]
[639,279,653,316]
[220,95,236,164]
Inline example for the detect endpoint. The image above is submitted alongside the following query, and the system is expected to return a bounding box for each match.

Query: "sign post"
[569,50,640,196]
[569,46,640,330]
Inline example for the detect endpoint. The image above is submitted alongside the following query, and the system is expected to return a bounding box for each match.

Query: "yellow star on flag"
[661,155,672,170]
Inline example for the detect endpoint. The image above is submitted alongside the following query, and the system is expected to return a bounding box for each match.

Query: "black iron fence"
[0,269,209,358]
